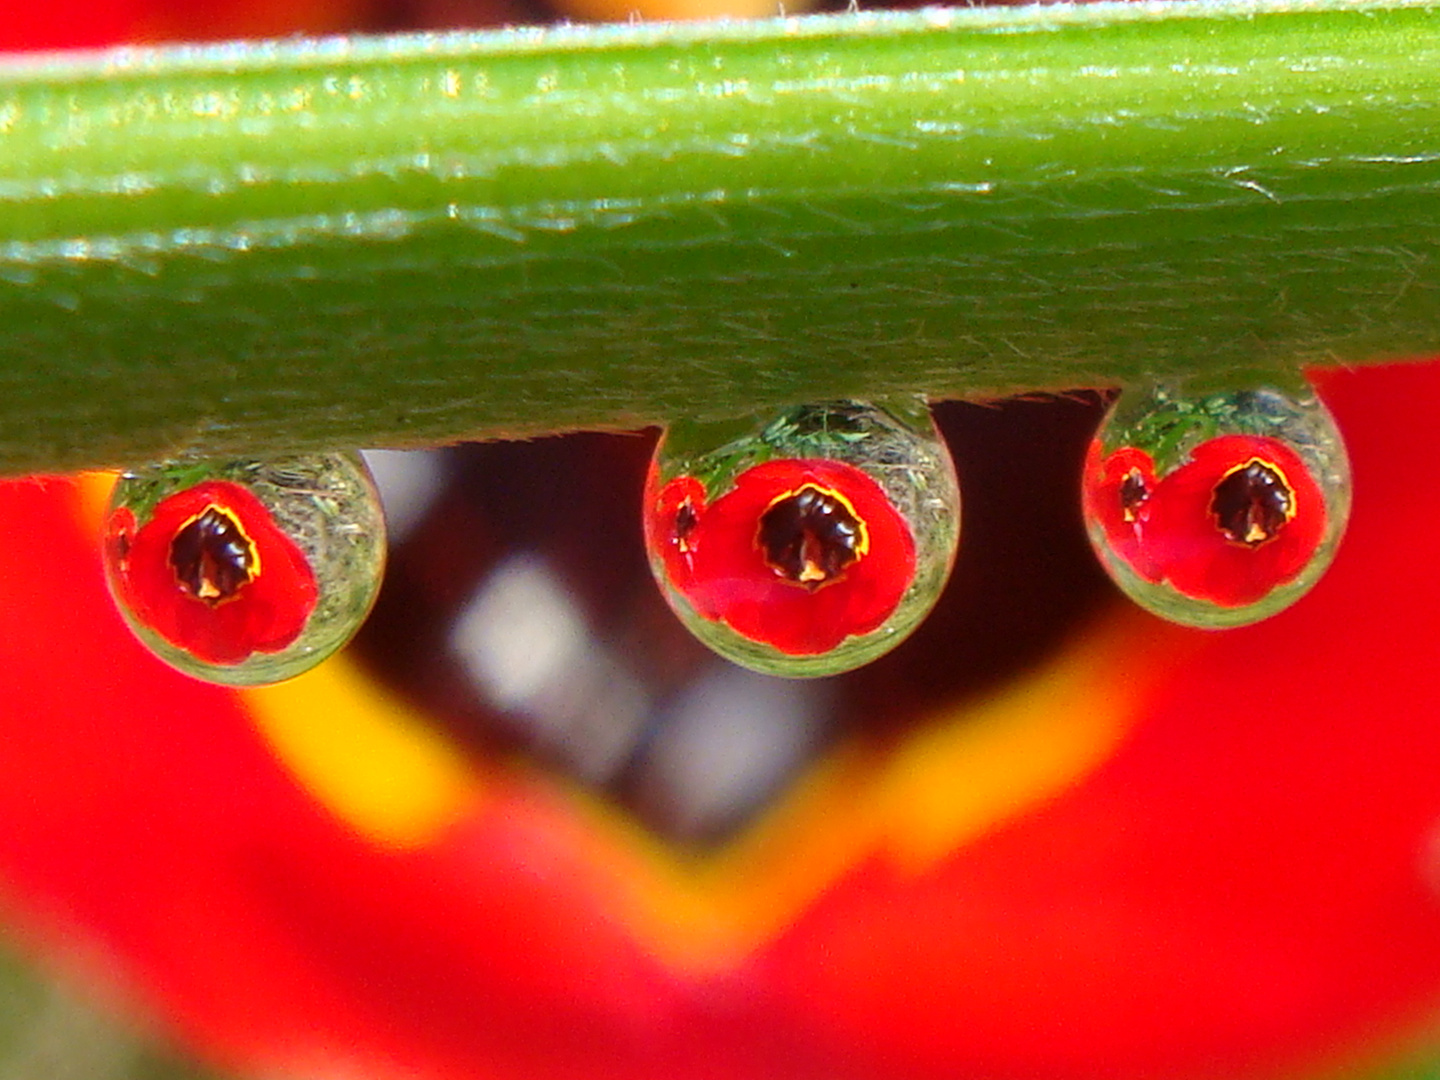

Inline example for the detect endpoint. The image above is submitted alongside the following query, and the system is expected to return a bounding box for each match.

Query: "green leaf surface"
[2,0,1439,475]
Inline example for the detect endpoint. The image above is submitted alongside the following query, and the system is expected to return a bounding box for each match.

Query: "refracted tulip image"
[1082,381,1351,628]
[644,399,960,676]
[103,454,386,686]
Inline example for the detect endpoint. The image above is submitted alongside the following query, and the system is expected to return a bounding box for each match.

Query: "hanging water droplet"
[103,452,387,686]
[644,398,960,677]
[1082,380,1350,628]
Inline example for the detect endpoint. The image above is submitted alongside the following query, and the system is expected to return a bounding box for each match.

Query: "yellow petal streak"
[240,659,482,849]
[239,607,1189,968]
[586,607,1191,970]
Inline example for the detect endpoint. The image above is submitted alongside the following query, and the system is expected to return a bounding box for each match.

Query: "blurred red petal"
[0,3,143,50]
[764,361,1440,1079]
[0,362,1438,1080]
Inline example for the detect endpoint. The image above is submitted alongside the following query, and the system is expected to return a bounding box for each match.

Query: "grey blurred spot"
[640,665,832,842]
[360,449,447,544]
[449,553,650,784]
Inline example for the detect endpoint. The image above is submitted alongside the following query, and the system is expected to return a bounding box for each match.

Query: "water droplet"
[644,399,960,677]
[103,452,386,686]
[1082,381,1350,628]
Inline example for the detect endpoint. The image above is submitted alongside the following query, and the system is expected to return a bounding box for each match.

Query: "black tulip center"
[674,499,699,553]
[1119,467,1150,523]
[1210,459,1295,547]
[758,485,865,590]
[170,505,258,605]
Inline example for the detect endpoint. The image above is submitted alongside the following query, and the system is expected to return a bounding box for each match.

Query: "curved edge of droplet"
[101,452,388,688]
[645,397,961,678]
[1082,380,1353,631]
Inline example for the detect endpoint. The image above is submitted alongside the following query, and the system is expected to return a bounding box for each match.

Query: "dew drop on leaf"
[644,399,960,677]
[102,453,387,686]
[1082,381,1351,628]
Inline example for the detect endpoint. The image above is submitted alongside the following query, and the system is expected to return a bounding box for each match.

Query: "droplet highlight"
[1082,381,1350,628]
[103,453,387,686]
[645,399,959,677]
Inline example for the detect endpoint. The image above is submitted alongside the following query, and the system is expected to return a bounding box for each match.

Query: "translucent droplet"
[103,452,387,686]
[644,399,960,677]
[1082,381,1351,628]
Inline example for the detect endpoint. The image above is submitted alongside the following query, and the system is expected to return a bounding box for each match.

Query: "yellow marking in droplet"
[757,482,873,586]
[173,503,262,588]
[1219,456,1298,526]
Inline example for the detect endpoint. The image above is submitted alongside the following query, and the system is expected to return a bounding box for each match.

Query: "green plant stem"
[1,0,1439,474]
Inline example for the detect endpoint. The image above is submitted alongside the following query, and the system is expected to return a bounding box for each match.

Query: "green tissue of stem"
[1,0,1440,475]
